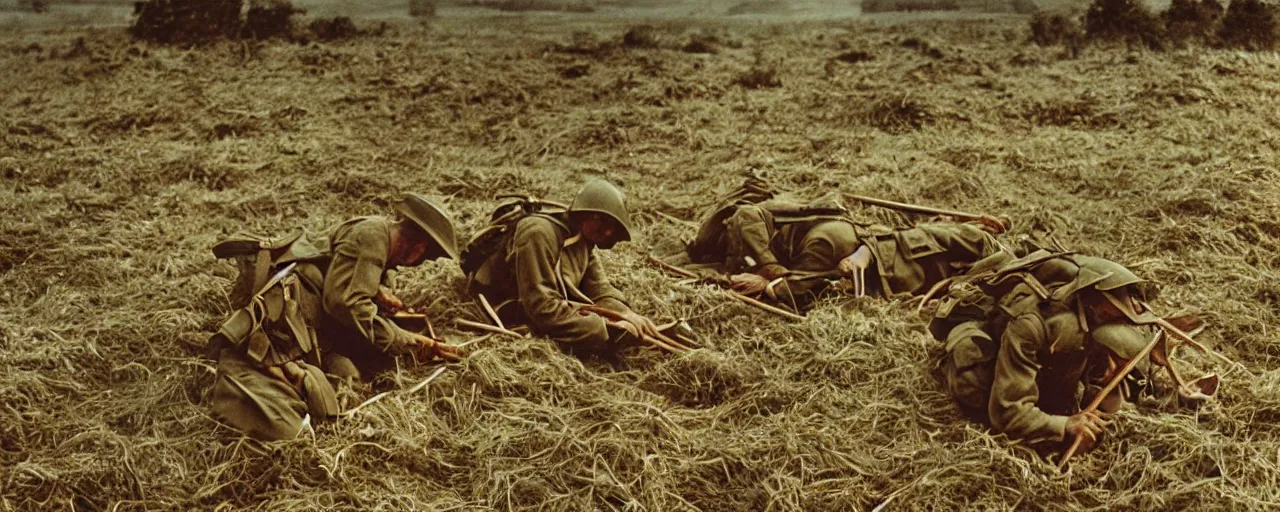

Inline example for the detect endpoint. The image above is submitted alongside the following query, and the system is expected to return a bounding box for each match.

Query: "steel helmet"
[395,193,460,260]
[568,179,634,242]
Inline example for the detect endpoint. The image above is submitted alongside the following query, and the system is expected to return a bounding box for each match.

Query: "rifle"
[843,193,1010,232]
[1058,330,1164,469]
[576,304,695,354]
[648,254,807,322]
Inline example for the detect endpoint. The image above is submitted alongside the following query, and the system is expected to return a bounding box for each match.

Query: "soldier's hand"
[617,310,662,339]
[375,286,406,313]
[1064,411,1111,452]
[729,273,768,295]
[974,215,1010,234]
[411,333,464,362]
[606,319,640,341]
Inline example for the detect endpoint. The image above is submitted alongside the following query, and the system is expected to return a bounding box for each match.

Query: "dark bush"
[833,50,875,63]
[243,4,303,40]
[409,0,437,17]
[308,16,360,41]
[622,25,661,49]
[474,0,596,12]
[682,34,720,54]
[131,0,244,44]
[132,0,309,44]
[732,65,782,89]
[1165,0,1223,45]
[1084,0,1167,49]
[863,0,959,13]
[1029,12,1084,47]
[1218,0,1280,50]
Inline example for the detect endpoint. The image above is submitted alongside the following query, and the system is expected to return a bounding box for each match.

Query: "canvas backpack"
[460,195,569,275]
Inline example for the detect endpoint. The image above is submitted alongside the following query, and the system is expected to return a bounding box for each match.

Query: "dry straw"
[1,9,1279,511]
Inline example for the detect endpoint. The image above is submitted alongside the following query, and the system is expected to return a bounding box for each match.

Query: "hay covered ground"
[3,7,1280,510]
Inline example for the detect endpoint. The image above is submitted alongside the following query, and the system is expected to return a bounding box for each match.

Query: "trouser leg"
[939,321,997,413]
[210,349,307,441]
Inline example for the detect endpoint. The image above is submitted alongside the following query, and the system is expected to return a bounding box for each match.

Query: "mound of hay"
[865,93,937,133]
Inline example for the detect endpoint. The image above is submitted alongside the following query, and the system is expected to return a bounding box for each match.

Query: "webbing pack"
[928,250,1080,343]
[212,229,329,309]
[460,195,567,275]
[207,265,321,368]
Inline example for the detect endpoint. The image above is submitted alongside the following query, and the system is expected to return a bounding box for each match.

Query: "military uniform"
[933,252,1156,444]
[467,213,629,347]
[687,198,1000,307]
[463,180,637,354]
[321,217,432,359]
[209,195,459,441]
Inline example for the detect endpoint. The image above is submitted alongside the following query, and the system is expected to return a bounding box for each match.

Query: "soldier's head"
[1074,265,1159,385]
[1073,256,1154,327]
[567,180,633,250]
[1060,256,1155,359]
[391,193,459,267]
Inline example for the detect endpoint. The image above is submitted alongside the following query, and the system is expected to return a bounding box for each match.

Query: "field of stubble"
[2,8,1280,510]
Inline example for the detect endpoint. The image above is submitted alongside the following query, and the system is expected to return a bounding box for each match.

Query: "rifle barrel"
[844,193,983,221]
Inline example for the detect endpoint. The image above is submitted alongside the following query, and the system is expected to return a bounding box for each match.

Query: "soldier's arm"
[988,313,1070,442]
[783,222,857,299]
[920,223,1000,261]
[580,252,629,313]
[322,222,417,355]
[512,219,610,344]
[725,205,788,279]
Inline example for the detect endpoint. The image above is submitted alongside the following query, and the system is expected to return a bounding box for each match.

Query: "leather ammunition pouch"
[207,269,322,370]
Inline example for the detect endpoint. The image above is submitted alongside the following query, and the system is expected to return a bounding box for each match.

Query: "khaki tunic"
[210,216,419,440]
[467,214,628,346]
[986,311,1088,442]
[939,272,1135,444]
[704,204,998,301]
[321,216,419,356]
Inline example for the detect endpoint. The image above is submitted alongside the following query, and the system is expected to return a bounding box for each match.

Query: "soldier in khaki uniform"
[465,180,663,356]
[207,194,463,441]
[684,175,1003,309]
[931,252,1176,451]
